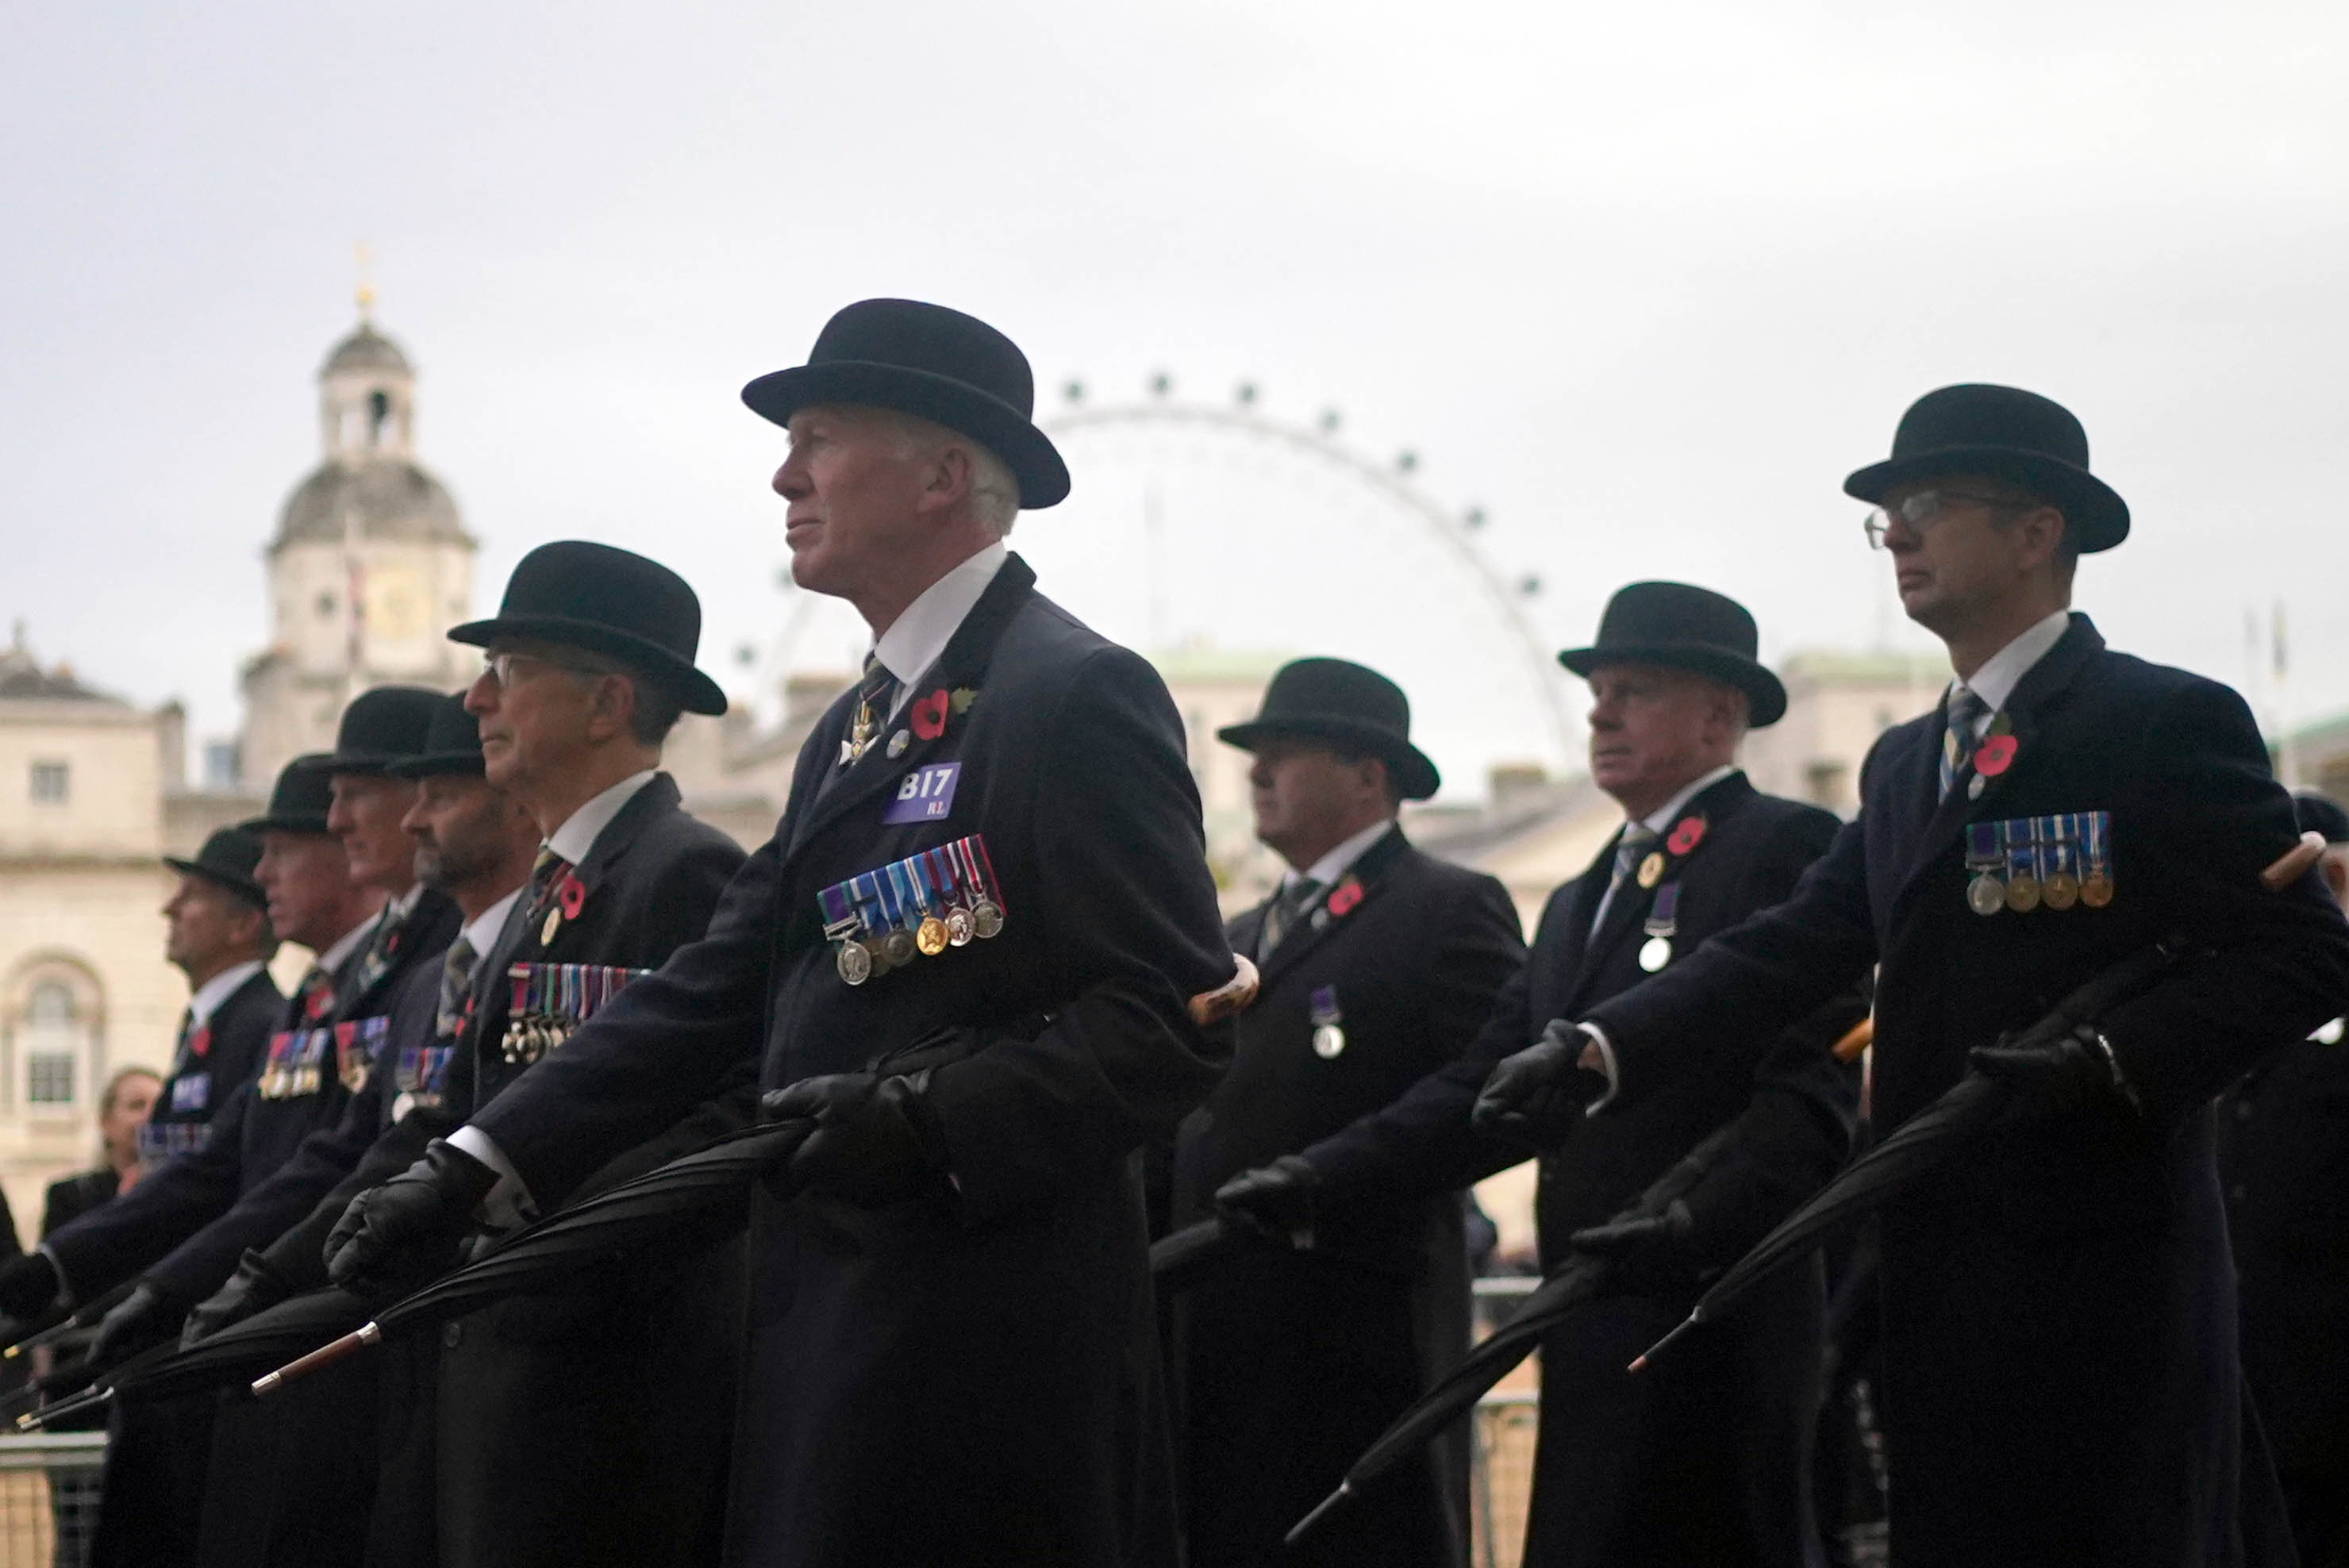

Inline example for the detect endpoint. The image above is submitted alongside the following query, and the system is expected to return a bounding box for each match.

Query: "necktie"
[841,654,898,767]
[1940,687,1990,800]
[525,848,575,929]
[300,964,336,1022]
[170,1007,198,1070]
[1258,877,1324,959]
[436,935,479,1037]
[1590,824,1657,934]
[355,904,407,993]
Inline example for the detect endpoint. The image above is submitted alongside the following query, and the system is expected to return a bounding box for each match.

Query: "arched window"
[4,959,105,1117]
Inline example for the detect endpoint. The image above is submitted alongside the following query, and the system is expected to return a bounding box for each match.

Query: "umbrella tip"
[1629,1314,1701,1373]
[1286,1481,1354,1545]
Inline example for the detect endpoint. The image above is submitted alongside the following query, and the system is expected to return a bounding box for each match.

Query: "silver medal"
[1639,936,1672,972]
[1312,1024,1347,1059]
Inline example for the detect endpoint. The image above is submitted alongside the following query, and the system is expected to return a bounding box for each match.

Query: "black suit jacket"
[43,892,458,1306]
[143,966,285,1158]
[469,555,1233,1568]
[1580,617,2349,1566]
[1170,827,1524,1568]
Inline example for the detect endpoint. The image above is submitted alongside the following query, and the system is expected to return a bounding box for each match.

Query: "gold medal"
[946,907,975,947]
[1967,874,2006,917]
[2080,873,2114,908]
[917,916,948,956]
[836,941,873,986]
[2005,874,2041,913]
[1636,852,1665,890]
[542,908,562,946]
[1312,1024,1347,1059]
[1639,936,1672,972]
[2042,871,2079,910]
[971,900,1005,940]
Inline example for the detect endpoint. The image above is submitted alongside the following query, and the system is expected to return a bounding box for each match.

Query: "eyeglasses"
[1862,489,2032,550]
[480,651,609,689]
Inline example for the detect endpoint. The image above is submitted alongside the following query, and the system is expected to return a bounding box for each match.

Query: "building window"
[30,760,68,803]
[317,592,338,618]
[8,967,102,1116]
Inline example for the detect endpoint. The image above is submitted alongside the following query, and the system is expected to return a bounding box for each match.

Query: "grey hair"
[871,409,1021,538]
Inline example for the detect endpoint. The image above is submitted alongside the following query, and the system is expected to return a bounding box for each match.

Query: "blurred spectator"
[42,1066,163,1238]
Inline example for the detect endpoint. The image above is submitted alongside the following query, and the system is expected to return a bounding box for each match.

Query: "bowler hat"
[388,691,486,778]
[1843,384,2130,553]
[448,542,729,716]
[164,826,267,908]
[321,686,442,774]
[239,755,336,836]
[1559,582,1787,728]
[740,299,1070,509]
[1217,658,1441,801]
[2294,790,2349,845]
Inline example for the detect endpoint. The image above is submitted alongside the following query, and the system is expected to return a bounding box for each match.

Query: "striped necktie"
[1940,687,1989,800]
[1590,823,1657,934]
[842,654,898,767]
[436,935,479,1037]
[1258,877,1324,959]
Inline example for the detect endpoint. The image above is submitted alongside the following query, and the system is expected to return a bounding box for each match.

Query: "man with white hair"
[329,298,1238,1566]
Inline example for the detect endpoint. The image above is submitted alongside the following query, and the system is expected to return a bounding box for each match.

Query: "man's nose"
[773,461,809,500]
[463,671,498,717]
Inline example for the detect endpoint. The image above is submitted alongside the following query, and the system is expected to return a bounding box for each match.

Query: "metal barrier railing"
[0,1432,107,1568]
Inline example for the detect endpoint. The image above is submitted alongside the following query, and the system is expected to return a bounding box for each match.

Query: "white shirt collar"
[1951,609,2073,728]
[187,959,267,1027]
[382,883,422,921]
[312,914,375,979]
[1631,763,1740,839]
[1285,817,1397,890]
[546,770,659,867]
[459,886,523,963]
[871,541,1009,714]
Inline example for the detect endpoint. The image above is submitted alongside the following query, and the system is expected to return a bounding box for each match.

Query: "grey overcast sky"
[5,1,2347,793]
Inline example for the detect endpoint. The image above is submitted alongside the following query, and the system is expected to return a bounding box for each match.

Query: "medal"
[542,907,562,946]
[1639,936,1672,972]
[930,847,977,946]
[836,941,874,986]
[1964,824,2005,916]
[2040,815,2079,909]
[1309,985,1345,1059]
[887,730,910,759]
[1313,1025,1347,1059]
[1640,882,1680,971]
[963,836,1006,939]
[1636,851,1665,890]
[878,863,918,967]
[2079,810,2115,907]
[909,855,948,955]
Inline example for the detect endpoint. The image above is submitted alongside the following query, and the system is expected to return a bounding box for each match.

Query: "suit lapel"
[1257,826,1410,988]
[783,555,1037,867]
[1567,772,1754,1014]
[1893,616,2103,912]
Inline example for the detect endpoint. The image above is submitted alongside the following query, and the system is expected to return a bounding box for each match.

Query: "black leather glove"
[1569,1197,1701,1293]
[325,1139,498,1294]
[1213,1155,1322,1247]
[88,1282,184,1370]
[0,1252,62,1321]
[182,1248,296,1348]
[760,1071,949,1208]
[1970,1024,2139,1119]
[1472,1020,1612,1148]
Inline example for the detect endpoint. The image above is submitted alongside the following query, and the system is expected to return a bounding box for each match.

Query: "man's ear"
[919,444,978,516]
[584,673,637,743]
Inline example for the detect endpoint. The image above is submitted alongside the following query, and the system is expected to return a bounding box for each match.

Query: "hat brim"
[236,812,333,837]
[1557,645,1789,728]
[163,857,266,907]
[1843,448,2129,553]
[742,361,1071,511]
[318,751,405,776]
[444,616,729,716]
[386,751,487,779]
[1214,717,1441,801]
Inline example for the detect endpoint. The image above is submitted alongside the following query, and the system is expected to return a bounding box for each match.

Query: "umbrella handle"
[2262,832,2324,893]
[1831,1016,1873,1063]
[1190,957,1259,1028]
[251,1322,381,1397]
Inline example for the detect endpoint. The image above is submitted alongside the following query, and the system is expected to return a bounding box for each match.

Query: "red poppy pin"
[1974,736,2017,778]
[1666,815,1708,856]
[910,688,951,741]
[556,872,588,921]
[1326,878,1363,918]
[188,1025,211,1059]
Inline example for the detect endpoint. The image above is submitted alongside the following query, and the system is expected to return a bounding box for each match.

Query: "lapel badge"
[1636,851,1665,890]
[1325,877,1364,918]
[541,907,563,946]
[1309,984,1346,1059]
[886,730,910,759]
[1665,814,1707,856]
[910,688,951,741]
[949,686,978,716]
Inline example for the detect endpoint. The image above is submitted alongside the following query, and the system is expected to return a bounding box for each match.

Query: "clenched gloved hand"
[325,1139,498,1295]
[1569,1198,1701,1293]
[89,1282,186,1370]
[182,1248,296,1348]
[0,1253,63,1321]
[760,1070,950,1208]
[1471,1020,1613,1149]
[1970,1024,2140,1120]
[1214,1156,1323,1247]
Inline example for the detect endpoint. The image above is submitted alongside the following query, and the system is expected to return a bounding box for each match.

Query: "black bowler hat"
[1217,658,1441,801]
[164,827,267,908]
[321,686,442,774]
[1843,384,2131,553]
[239,755,337,836]
[1559,582,1787,728]
[740,299,1071,510]
[448,541,729,717]
[2294,790,2349,845]
[388,691,486,778]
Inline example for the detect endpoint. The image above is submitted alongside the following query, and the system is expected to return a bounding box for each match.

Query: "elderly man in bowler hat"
[327,298,1236,1566]
[1166,657,1524,1568]
[1479,386,2349,1566]
[1221,584,1861,1567]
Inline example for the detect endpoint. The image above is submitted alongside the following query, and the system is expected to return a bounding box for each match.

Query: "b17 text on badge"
[883,761,962,824]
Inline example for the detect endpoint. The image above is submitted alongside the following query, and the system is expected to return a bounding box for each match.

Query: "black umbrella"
[1626,939,2193,1375]
[1286,1116,1746,1546]
[2,1280,135,1359]
[255,1118,813,1396]
[1150,1214,1272,1294]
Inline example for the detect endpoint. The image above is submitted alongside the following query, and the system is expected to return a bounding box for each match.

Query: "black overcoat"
[469,555,1234,1568]
[1306,771,1860,1568]
[1580,617,2349,1567]
[1169,827,1524,1568]
[140,964,286,1167]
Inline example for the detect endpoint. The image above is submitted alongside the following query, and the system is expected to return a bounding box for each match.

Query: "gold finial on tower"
[355,240,375,321]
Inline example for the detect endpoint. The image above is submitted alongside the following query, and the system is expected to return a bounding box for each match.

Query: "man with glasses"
[1478,384,2349,1565]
